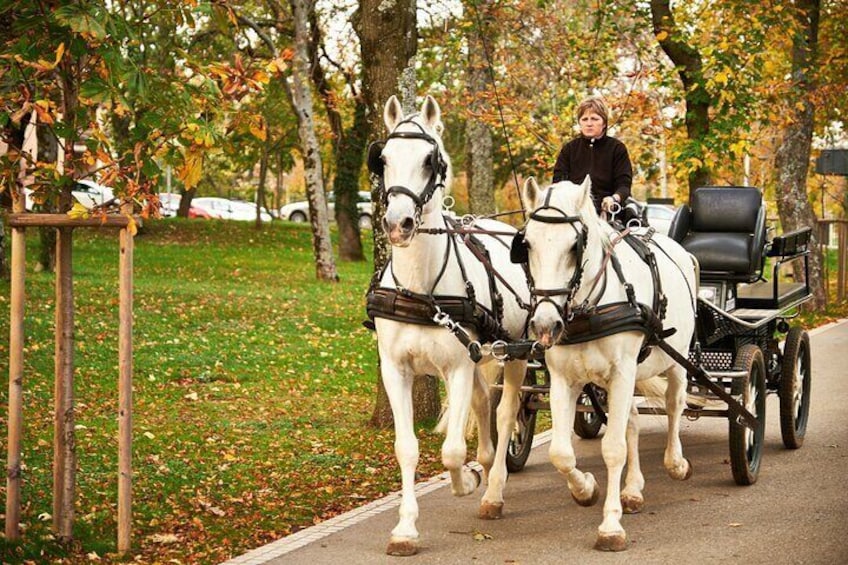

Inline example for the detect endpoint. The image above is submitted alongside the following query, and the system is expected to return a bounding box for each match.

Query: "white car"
[158,192,181,217]
[192,197,273,222]
[23,179,115,211]
[280,191,373,229]
[645,203,677,236]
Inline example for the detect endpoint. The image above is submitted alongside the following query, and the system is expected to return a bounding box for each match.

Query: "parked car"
[191,197,272,222]
[645,203,677,236]
[158,192,211,219]
[71,179,115,209]
[279,191,373,229]
[23,180,115,211]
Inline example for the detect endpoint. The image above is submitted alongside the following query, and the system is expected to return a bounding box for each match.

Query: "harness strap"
[655,339,759,430]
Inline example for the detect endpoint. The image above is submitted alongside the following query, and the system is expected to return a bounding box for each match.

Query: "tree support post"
[4,218,26,541]
[4,213,135,553]
[53,227,76,541]
[118,205,134,553]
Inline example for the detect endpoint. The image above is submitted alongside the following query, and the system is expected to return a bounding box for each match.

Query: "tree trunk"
[356,0,441,427]
[308,8,365,261]
[256,142,269,229]
[288,0,338,282]
[774,0,826,310]
[465,1,496,216]
[334,103,368,261]
[37,118,60,272]
[651,0,713,197]
[177,186,196,218]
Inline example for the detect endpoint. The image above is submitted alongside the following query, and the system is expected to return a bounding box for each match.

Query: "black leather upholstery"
[673,186,766,282]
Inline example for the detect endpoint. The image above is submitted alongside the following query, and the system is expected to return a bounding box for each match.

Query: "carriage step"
[489,384,549,394]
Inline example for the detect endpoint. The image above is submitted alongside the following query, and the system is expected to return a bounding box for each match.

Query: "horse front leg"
[380,359,421,556]
[479,360,526,519]
[442,362,481,497]
[595,371,635,552]
[663,367,693,481]
[620,400,645,514]
[549,371,599,507]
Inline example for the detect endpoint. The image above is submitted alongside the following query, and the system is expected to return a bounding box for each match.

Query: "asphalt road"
[228,320,848,565]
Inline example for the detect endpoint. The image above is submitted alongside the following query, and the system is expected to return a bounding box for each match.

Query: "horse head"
[369,95,452,246]
[521,176,600,347]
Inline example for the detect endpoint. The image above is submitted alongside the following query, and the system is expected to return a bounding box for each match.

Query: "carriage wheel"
[490,368,537,473]
[779,328,811,449]
[728,344,766,486]
[573,384,605,439]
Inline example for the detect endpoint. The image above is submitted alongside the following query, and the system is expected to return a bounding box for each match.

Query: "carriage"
[493,185,813,487]
[366,95,814,554]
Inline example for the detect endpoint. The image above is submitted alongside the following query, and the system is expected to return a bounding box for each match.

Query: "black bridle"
[512,187,589,322]
[367,118,448,225]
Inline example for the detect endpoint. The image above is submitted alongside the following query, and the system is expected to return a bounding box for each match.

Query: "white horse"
[520,177,697,551]
[369,95,531,555]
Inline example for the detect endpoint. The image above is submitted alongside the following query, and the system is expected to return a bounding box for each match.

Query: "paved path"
[225,320,848,565]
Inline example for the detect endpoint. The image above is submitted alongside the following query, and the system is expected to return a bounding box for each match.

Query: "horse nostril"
[400,217,416,233]
[381,216,390,232]
[552,319,564,340]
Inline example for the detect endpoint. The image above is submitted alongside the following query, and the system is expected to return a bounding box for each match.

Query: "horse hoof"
[571,478,600,507]
[621,494,644,514]
[571,487,600,507]
[669,458,694,481]
[478,501,504,520]
[386,538,419,556]
[682,458,694,480]
[594,532,627,552]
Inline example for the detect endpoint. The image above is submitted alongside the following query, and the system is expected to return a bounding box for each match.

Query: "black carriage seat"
[669,186,767,283]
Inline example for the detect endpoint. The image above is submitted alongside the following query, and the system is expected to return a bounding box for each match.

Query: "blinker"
[510,230,529,264]
[367,141,385,176]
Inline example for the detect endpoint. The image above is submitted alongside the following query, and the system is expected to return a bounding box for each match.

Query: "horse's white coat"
[374,96,530,555]
[522,177,697,551]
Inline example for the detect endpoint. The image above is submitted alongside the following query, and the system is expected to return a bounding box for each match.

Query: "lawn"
[0,219,448,563]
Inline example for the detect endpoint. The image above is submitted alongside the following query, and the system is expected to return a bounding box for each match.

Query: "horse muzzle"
[382,213,418,246]
[529,311,565,349]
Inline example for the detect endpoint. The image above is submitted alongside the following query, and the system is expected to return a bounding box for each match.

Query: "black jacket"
[552,134,633,212]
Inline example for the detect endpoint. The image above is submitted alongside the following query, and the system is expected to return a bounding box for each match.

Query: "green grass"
[0,219,448,564]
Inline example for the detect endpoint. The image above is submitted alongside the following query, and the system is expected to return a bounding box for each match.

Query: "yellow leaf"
[54,43,65,67]
[655,30,669,42]
[125,214,138,236]
[67,201,90,219]
[714,70,728,86]
[177,148,204,190]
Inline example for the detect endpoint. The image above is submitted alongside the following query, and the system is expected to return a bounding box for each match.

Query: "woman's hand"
[601,196,617,212]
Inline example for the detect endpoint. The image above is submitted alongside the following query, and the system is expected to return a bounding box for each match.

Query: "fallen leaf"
[472,531,493,541]
[148,533,180,544]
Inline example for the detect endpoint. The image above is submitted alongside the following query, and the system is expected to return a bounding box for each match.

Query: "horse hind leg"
[479,360,525,520]
[663,366,694,481]
[442,363,482,498]
[472,364,497,478]
[620,400,645,514]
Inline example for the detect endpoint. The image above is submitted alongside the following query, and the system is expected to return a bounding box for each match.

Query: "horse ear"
[577,174,592,209]
[384,96,403,131]
[421,95,441,130]
[523,177,540,209]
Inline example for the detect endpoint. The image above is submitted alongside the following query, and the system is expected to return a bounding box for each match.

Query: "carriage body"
[497,186,814,485]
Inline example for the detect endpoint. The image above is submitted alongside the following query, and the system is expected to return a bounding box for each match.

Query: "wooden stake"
[53,227,76,541]
[4,225,25,540]
[117,207,134,553]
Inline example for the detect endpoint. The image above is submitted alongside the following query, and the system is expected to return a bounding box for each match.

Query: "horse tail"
[635,376,667,408]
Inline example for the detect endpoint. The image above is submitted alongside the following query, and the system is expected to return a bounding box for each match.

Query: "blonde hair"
[576,96,609,127]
